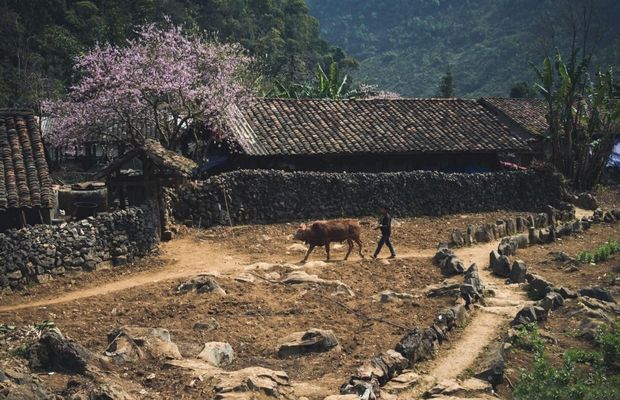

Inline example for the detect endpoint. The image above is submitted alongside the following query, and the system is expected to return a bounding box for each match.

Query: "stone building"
[202,98,535,175]
[94,139,196,238]
[0,109,53,231]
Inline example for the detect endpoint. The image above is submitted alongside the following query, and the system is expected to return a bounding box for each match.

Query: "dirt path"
[0,236,437,313]
[397,241,529,398]
[0,238,243,312]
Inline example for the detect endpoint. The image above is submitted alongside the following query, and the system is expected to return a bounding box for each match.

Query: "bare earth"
[1,205,619,399]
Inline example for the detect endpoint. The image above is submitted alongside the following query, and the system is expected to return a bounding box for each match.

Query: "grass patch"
[576,240,620,264]
[513,321,620,400]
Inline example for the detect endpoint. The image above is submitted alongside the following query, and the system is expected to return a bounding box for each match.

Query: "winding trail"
[0,237,436,313]
[396,241,530,398]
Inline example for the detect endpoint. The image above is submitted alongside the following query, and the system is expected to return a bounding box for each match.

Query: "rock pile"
[170,169,564,227]
[0,207,157,290]
[339,261,483,399]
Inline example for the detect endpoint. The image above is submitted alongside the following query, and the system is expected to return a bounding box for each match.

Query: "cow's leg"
[302,244,315,263]
[355,238,364,258]
[325,242,331,261]
[344,239,353,260]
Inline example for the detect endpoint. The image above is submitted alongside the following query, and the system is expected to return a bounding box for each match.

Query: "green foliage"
[510,81,537,98]
[307,0,620,97]
[266,62,362,99]
[513,322,620,400]
[577,240,620,263]
[437,69,455,97]
[595,320,620,368]
[512,323,545,353]
[0,0,354,107]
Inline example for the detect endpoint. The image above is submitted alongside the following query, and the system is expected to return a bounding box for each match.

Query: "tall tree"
[44,22,254,152]
[510,81,537,98]
[437,69,455,98]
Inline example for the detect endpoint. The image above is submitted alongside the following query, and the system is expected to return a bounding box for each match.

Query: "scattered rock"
[395,327,437,363]
[555,287,578,299]
[426,283,461,298]
[539,292,564,311]
[377,290,414,303]
[287,243,308,253]
[509,260,527,284]
[498,237,518,257]
[177,274,226,295]
[280,271,354,296]
[105,326,182,363]
[193,318,220,331]
[511,306,548,327]
[215,367,290,398]
[28,328,93,374]
[573,193,599,210]
[89,383,135,400]
[277,329,339,358]
[490,251,510,278]
[354,350,408,385]
[473,342,505,390]
[339,379,376,400]
[198,342,235,367]
[234,273,255,283]
[527,275,553,300]
[579,287,616,303]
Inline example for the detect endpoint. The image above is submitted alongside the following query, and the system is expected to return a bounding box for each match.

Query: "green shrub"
[576,240,620,263]
[514,321,620,399]
[512,323,545,353]
[595,320,620,368]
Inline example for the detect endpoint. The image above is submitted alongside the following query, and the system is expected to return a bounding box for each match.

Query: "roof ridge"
[259,97,478,102]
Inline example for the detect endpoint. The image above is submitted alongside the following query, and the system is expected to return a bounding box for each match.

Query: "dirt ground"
[1,194,619,399]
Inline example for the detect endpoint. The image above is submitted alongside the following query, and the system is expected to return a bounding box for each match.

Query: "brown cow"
[293,219,364,263]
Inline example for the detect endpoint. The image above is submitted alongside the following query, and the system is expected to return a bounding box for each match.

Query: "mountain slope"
[307,0,620,97]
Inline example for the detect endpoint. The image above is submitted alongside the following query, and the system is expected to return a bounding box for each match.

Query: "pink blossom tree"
[44,22,254,152]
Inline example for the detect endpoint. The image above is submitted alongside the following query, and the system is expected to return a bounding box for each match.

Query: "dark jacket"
[379,214,392,236]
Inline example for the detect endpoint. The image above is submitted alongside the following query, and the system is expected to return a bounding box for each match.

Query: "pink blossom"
[44,22,254,148]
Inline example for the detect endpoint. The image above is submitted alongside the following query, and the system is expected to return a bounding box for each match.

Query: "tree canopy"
[0,0,354,108]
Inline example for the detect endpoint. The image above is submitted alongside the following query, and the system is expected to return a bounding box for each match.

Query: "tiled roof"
[227,98,531,156]
[0,109,52,210]
[95,139,197,179]
[480,97,549,136]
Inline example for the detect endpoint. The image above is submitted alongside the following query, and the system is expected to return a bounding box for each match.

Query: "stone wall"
[171,169,565,227]
[0,207,157,290]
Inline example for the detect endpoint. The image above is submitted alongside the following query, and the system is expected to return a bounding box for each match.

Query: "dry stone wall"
[172,169,565,227]
[0,207,157,290]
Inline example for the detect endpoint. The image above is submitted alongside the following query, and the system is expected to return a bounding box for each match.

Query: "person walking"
[372,206,396,259]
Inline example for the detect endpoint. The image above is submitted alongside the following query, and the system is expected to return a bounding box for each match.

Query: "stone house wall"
[171,169,565,227]
[0,207,157,290]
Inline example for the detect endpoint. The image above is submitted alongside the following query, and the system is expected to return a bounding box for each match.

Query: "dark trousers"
[374,235,395,257]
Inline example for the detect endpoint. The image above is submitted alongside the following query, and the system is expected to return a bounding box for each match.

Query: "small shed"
[0,109,53,231]
[94,139,196,237]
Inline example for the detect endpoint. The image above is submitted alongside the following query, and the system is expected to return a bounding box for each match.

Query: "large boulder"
[177,274,226,295]
[539,292,564,311]
[490,250,510,278]
[280,271,354,296]
[579,287,616,303]
[473,342,505,390]
[198,342,235,367]
[509,260,528,284]
[498,237,518,257]
[105,326,182,363]
[353,350,408,385]
[440,255,465,276]
[527,274,554,300]
[511,306,548,327]
[28,329,93,374]
[395,327,437,363]
[277,329,339,358]
[574,193,599,210]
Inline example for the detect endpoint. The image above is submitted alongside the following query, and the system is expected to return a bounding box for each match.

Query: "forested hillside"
[307,0,620,97]
[0,0,353,107]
